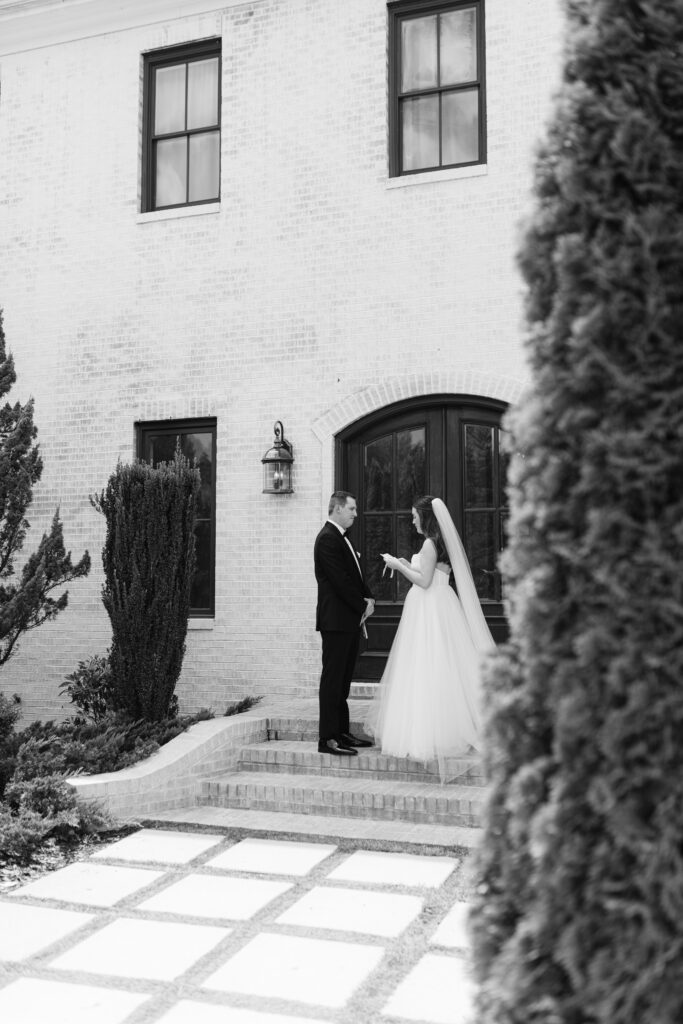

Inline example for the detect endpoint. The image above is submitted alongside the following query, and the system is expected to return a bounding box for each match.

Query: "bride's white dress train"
[363,549,486,765]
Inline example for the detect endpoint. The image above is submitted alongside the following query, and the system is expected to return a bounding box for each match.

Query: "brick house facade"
[0,0,562,720]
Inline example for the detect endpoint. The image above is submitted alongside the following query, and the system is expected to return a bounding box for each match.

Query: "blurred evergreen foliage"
[471,2,683,1021]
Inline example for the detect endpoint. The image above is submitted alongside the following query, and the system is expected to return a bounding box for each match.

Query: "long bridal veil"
[431,498,496,655]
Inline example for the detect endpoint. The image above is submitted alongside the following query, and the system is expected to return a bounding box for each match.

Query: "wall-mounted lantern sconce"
[261,420,294,493]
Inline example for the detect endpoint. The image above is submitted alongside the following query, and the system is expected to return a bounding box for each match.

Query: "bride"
[363,495,495,772]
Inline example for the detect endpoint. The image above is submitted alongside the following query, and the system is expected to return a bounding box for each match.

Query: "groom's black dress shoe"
[318,738,358,756]
[340,732,373,748]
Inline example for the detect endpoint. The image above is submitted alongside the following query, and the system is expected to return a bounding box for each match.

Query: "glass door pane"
[364,435,393,510]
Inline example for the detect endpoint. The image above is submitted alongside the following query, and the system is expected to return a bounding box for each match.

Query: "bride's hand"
[381,553,400,576]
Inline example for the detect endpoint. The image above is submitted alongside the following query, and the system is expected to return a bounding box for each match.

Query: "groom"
[315,490,375,756]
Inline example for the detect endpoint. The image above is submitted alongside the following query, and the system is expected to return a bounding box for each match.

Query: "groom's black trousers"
[319,630,360,740]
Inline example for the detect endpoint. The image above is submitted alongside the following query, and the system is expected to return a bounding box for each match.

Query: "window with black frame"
[389,0,485,176]
[137,418,216,616]
[142,39,221,211]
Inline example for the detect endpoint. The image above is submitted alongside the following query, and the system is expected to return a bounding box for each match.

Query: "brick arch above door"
[311,370,528,518]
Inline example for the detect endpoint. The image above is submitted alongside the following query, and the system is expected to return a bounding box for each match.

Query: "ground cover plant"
[0,691,262,868]
[471,2,683,1022]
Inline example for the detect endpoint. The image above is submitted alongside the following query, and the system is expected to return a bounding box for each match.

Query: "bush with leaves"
[58,655,116,723]
[8,709,212,784]
[470,3,683,1023]
[0,774,110,865]
[91,452,199,722]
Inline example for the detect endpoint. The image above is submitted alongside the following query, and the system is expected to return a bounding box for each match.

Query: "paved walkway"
[0,826,476,1024]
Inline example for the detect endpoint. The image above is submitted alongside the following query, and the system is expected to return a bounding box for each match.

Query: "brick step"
[349,681,380,700]
[266,716,371,742]
[238,740,484,786]
[147,805,482,850]
[200,771,486,827]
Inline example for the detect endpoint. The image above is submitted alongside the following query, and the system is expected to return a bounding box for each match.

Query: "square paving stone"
[158,1003,329,1024]
[328,850,457,889]
[49,917,229,981]
[206,838,336,876]
[431,902,472,948]
[139,873,293,919]
[9,862,164,907]
[0,902,93,960]
[202,932,385,1008]
[382,953,475,1024]
[0,978,148,1024]
[276,885,423,937]
[92,828,224,864]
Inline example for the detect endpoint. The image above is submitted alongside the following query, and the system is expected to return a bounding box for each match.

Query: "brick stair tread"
[204,770,485,803]
[146,805,482,849]
[239,740,482,781]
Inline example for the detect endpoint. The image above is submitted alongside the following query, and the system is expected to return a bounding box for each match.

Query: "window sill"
[137,203,220,224]
[386,164,488,189]
[188,618,215,631]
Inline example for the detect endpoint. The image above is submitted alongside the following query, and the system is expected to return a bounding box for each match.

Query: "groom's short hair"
[329,490,355,514]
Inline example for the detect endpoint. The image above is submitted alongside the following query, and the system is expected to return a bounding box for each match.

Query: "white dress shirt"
[328,519,363,578]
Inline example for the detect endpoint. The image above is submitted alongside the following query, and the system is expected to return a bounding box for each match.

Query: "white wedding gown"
[363,545,486,769]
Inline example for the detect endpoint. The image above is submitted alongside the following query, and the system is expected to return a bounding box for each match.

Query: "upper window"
[137,418,217,617]
[389,0,485,176]
[142,39,221,212]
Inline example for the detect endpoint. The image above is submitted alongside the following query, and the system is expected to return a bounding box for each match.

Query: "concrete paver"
[205,836,337,875]
[0,978,148,1024]
[0,903,93,960]
[139,873,293,919]
[276,884,423,937]
[202,932,385,1007]
[91,828,224,864]
[49,917,230,980]
[0,829,474,1024]
[10,861,164,907]
[328,848,457,888]
[431,900,472,948]
[382,952,475,1023]
[157,1005,329,1024]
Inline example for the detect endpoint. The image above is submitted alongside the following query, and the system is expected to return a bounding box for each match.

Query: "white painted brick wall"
[0,0,564,720]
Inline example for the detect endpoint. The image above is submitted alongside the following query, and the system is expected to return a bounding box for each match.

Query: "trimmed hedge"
[92,452,199,722]
[471,3,683,1023]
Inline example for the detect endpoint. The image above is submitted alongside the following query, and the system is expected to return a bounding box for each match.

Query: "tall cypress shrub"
[0,309,90,668]
[471,3,683,1022]
[92,453,199,721]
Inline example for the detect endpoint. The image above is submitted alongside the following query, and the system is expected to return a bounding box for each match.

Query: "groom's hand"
[363,598,375,620]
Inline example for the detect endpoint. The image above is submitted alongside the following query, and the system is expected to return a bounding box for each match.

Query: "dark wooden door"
[338,396,508,679]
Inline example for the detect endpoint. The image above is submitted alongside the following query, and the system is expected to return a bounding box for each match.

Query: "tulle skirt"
[363,581,484,767]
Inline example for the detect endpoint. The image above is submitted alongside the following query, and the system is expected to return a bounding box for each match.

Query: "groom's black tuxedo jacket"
[315,521,373,632]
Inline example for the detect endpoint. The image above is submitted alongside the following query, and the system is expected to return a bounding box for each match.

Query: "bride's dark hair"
[413,495,449,564]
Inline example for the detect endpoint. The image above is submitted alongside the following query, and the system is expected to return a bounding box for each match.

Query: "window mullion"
[436,11,442,168]
[184,62,190,204]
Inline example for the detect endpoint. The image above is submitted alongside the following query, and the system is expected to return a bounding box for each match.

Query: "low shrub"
[11,709,213,782]
[1,774,111,864]
[0,696,255,866]
[0,693,21,741]
[59,655,116,723]
[225,695,263,716]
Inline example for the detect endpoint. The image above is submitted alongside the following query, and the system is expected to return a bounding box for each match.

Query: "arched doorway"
[337,395,509,679]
